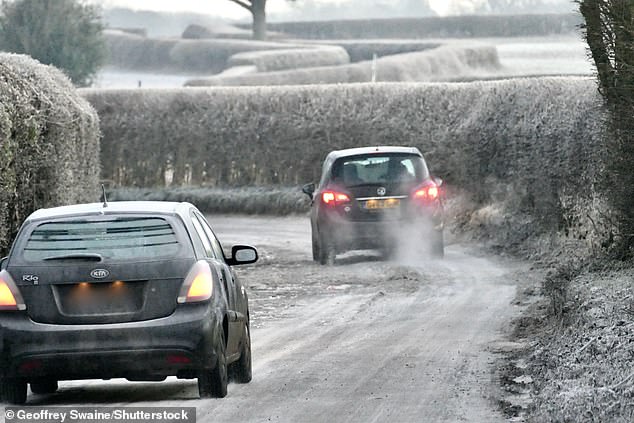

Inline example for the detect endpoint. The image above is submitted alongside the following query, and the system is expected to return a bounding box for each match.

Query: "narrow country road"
[21,215,530,423]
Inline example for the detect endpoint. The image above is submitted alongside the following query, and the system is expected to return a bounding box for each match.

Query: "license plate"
[60,281,143,314]
[364,198,400,209]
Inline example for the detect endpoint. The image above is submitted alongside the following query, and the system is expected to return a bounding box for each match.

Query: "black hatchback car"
[0,201,257,404]
[303,146,444,264]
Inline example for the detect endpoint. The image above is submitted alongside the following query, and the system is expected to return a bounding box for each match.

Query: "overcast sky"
[92,0,452,18]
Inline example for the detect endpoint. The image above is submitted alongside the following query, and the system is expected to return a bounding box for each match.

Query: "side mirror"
[227,245,258,266]
[302,183,315,199]
[0,257,6,270]
[433,177,443,187]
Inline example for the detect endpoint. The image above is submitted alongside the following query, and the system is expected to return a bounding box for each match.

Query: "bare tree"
[579,0,634,258]
[228,0,294,40]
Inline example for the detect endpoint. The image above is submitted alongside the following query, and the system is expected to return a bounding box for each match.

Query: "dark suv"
[0,201,257,404]
[303,146,444,264]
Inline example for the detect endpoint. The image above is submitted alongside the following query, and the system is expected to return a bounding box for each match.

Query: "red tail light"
[167,354,192,365]
[413,183,440,202]
[20,360,42,372]
[322,191,350,206]
[0,270,26,311]
[177,261,214,304]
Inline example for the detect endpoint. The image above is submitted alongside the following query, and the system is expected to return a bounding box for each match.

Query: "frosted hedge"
[82,78,603,234]
[82,78,601,187]
[265,14,581,39]
[227,46,350,72]
[104,30,300,73]
[0,54,100,254]
[185,44,501,86]
[315,40,442,62]
[181,23,252,40]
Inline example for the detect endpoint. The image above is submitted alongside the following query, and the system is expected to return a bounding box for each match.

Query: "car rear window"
[22,217,181,261]
[332,154,429,186]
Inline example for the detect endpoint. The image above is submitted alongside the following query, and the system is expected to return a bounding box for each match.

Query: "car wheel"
[319,233,336,266]
[311,229,321,262]
[229,322,252,384]
[198,335,228,398]
[1,378,27,404]
[431,229,444,258]
[30,379,58,395]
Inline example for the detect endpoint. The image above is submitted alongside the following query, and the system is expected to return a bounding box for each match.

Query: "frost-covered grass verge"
[506,263,634,423]
[108,187,309,215]
[185,44,500,86]
[0,54,100,254]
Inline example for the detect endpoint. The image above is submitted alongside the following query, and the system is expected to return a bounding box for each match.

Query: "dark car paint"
[0,202,254,388]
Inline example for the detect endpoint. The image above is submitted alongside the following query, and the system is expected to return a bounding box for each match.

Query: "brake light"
[0,270,26,311]
[167,354,192,365]
[322,191,350,206]
[413,184,440,201]
[19,360,42,372]
[177,261,214,304]
[0,283,16,308]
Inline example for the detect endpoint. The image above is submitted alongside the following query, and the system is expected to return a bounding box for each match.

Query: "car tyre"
[30,379,58,395]
[319,232,336,266]
[198,335,228,398]
[311,229,321,262]
[1,378,27,404]
[431,229,444,258]
[229,322,252,383]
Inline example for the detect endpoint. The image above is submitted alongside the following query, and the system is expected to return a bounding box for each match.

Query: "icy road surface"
[22,215,531,422]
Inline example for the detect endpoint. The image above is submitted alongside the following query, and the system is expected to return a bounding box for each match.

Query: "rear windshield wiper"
[43,253,104,262]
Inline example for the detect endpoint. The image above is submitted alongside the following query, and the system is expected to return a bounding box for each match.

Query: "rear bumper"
[321,212,443,252]
[0,304,221,380]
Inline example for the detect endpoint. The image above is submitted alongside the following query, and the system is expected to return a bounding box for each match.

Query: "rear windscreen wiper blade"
[43,253,104,262]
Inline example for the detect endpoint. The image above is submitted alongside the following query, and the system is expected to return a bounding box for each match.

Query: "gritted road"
[20,215,529,423]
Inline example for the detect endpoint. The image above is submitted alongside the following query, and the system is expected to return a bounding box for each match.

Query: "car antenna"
[101,184,108,208]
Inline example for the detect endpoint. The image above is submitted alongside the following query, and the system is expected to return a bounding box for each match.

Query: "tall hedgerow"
[0,54,100,254]
[82,78,606,251]
[580,0,634,258]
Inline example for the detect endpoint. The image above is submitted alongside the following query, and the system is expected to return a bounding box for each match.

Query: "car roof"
[26,201,195,222]
[326,146,422,161]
